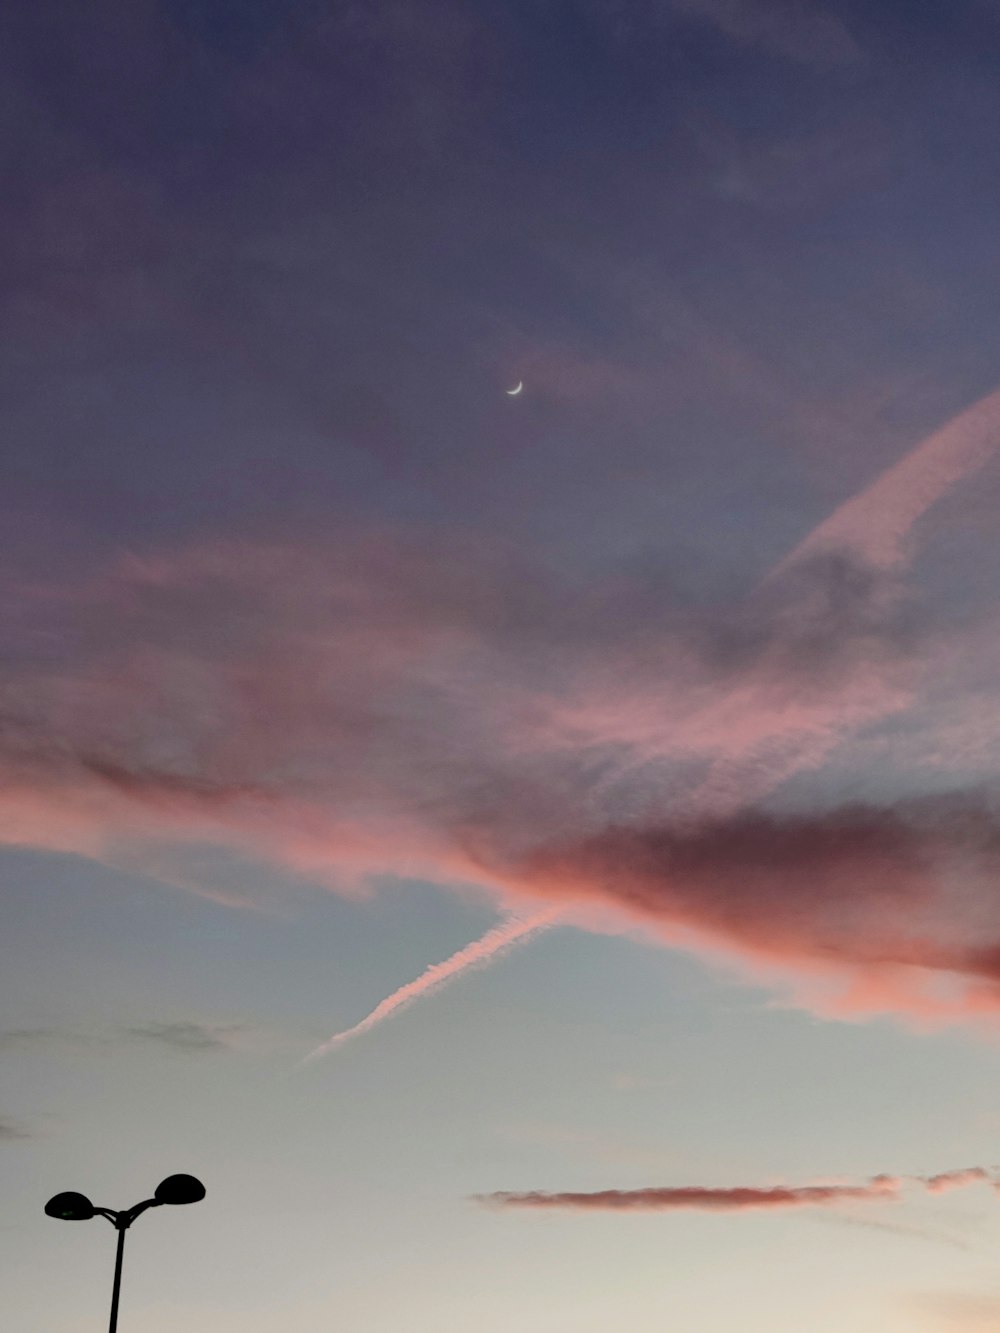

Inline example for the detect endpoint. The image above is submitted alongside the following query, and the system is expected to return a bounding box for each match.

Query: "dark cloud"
[0,1116,34,1141]
[124,1021,246,1053]
[0,1021,249,1054]
[513,792,1000,1007]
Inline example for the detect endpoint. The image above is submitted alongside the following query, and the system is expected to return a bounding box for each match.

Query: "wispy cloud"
[0,1021,260,1055]
[0,1116,35,1142]
[0,1028,76,1053]
[125,1021,250,1053]
[924,1168,993,1195]
[668,0,864,67]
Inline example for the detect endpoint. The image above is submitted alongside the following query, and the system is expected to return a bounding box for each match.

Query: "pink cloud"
[482,1180,899,1212]
[500,794,1000,1023]
[481,1166,996,1213]
[922,1167,991,1195]
[0,388,999,1029]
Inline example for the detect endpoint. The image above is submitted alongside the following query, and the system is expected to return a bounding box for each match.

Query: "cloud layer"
[1,389,1000,1027]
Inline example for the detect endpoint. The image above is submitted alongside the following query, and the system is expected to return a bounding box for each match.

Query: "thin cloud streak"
[483,1178,901,1212]
[481,1166,998,1212]
[772,386,1000,576]
[126,1021,249,1053]
[0,1117,34,1142]
[0,1021,264,1055]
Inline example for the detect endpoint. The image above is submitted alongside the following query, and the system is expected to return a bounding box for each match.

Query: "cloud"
[482,1176,901,1212]
[124,1021,249,1053]
[0,1021,256,1055]
[771,386,1000,575]
[923,1168,993,1195]
[0,388,998,1031]
[480,1166,996,1213]
[668,0,863,67]
[510,792,1000,1022]
[911,1292,1000,1331]
[0,1028,71,1052]
[0,1116,34,1142]
[0,531,909,863]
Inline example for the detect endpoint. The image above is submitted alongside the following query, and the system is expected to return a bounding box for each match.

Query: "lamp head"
[45,1191,95,1221]
[154,1174,205,1206]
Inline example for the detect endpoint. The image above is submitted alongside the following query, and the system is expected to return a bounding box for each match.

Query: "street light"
[45,1174,205,1332]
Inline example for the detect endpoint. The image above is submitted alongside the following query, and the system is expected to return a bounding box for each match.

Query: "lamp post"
[45,1173,205,1333]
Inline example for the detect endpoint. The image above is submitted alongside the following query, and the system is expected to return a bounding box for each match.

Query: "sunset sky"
[7,2,1000,1330]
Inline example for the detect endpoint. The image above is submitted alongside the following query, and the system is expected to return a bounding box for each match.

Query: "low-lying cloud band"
[480,1167,995,1212]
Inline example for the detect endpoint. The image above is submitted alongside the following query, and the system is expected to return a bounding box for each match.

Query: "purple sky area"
[6,3,1000,1330]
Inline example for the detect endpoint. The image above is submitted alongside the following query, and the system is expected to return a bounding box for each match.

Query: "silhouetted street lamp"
[45,1174,205,1332]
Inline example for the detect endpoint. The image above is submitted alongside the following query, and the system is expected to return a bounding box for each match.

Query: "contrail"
[302,907,560,1062]
[771,385,1000,576]
[681,387,1000,818]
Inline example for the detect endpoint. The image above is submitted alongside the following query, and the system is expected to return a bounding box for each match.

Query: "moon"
[505,381,524,396]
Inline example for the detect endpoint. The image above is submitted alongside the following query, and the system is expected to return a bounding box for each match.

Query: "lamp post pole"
[108,1221,127,1333]
[98,1198,161,1333]
[45,1174,206,1331]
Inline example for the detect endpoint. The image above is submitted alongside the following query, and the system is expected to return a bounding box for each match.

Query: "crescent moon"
[505,381,523,396]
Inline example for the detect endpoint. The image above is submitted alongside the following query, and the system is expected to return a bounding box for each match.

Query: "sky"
[6,1,1000,1329]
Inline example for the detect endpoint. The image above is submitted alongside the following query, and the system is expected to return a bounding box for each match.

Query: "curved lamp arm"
[91,1199,162,1229]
